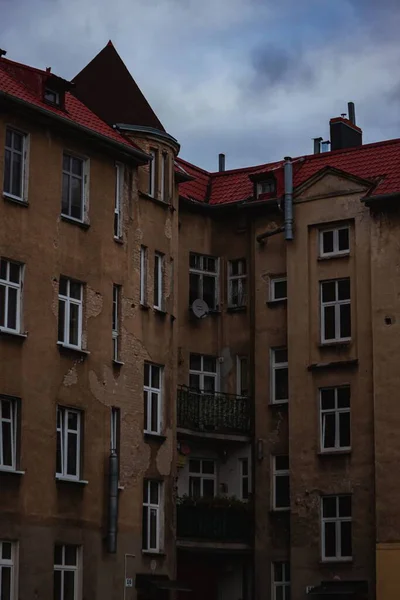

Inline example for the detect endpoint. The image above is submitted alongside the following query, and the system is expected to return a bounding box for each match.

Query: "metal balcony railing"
[177,504,252,543]
[177,386,251,435]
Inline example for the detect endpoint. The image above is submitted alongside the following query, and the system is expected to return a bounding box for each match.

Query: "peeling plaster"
[63,366,78,386]
[86,286,103,319]
[164,217,172,240]
[156,429,173,476]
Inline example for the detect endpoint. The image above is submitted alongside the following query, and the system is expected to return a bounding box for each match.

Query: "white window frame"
[270,348,288,404]
[153,252,164,310]
[0,396,18,471]
[58,277,83,350]
[0,259,23,334]
[114,163,124,239]
[140,246,148,306]
[319,225,350,258]
[3,126,28,203]
[271,562,290,600]
[53,544,81,600]
[61,152,88,223]
[320,387,351,453]
[321,495,352,561]
[269,276,287,302]
[56,407,82,481]
[189,253,219,311]
[236,356,249,397]
[144,363,163,435]
[143,480,163,552]
[272,455,290,511]
[149,149,157,197]
[189,354,219,393]
[112,284,121,362]
[0,540,18,600]
[239,457,250,500]
[160,153,168,202]
[257,179,276,196]
[228,259,247,308]
[188,458,216,498]
[320,279,351,344]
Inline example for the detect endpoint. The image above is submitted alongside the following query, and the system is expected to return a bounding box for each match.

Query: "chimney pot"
[313,137,323,154]
[218,153,225,172]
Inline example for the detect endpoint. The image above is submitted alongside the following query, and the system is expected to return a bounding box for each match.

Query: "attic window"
[44,88,60,105]
[257,179,276,197]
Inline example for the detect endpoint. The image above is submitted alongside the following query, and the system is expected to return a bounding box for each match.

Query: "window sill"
[269,400,289,407]
[227,305,247,313]
[113,359,124,367]
[139,191,172,210]
[266,299,287,307]
[144,432,167,443]
[0,329,28,340]
[142,550,167,557]
[154,307,167,316]
[270,508,290,513]
[114,236,124,245]
[319,558,353,564]
[308,359,358,371]
[319,340,351,348]
[318,252,350,261]
[0,467,25,475]
[318,449,351,457]
[60,214,90,230]
[56,476,88,485]
[3,193,29,207]
[140,303,150,311]
[57,342,90,357]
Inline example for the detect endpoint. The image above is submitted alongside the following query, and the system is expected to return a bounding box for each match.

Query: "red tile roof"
[0,57,144,155]
[178,137,400,205]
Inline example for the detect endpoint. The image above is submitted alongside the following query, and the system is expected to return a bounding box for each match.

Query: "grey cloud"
[249,44,314,92]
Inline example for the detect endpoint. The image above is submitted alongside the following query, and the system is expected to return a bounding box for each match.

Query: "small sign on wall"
[125,578,133,588]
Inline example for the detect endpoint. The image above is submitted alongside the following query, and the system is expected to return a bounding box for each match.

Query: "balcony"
[177,499,252,545]
[177,386,251,437]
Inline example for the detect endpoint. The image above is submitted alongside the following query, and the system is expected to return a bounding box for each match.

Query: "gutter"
[0,91,150,164]
[179,195,280,213]
[362,191,400,207]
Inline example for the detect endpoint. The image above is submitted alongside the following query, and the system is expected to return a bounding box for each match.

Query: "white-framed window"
[0,540,18,600]
[270,348,288,404]
[321,495,352,561]
[149,149,157,197]
[112,284,121,361]
[0,258,23,334]
[228,259,247,308]
[320,279,351,343]
[269,277,287,302]
[320,225,350,257]
[0,396,18,471]
[239,457,250,500]
[236,356,249,397]
[153,252,164,310]
[143,480,162,552]
[110,407,120,455]
[140,246,148,305]
[189,458,216,499]
[189,354,218,393]
[320,387,351,452]
[272,455,290,511]
[4,127,28,202]
[257,178,276,196]
[62,153,88,222]
[56,407,82,481]
[144,363,163,435]
[160,153,168,202]
[114,163,124,239]
[58,277,83,349]
[189,253,219,311]
[272,562,290,600]
[54,544,81,600]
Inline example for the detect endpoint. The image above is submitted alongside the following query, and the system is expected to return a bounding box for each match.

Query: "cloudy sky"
[1,0,400,170]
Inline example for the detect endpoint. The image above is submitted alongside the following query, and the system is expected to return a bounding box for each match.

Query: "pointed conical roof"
[72,41,165,131]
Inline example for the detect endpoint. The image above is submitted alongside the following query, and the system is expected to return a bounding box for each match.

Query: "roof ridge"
[0,57,50,77]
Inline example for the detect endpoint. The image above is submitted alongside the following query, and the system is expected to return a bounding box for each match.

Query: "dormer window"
[44,88,60,105]
[257,179,276,196]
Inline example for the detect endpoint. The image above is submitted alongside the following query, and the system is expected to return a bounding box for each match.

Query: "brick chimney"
[330,102,362,151]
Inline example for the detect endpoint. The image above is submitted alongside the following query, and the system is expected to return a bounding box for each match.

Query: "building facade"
[1,42,400,600]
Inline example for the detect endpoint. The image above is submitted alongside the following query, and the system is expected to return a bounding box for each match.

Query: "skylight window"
[44,88,60,105]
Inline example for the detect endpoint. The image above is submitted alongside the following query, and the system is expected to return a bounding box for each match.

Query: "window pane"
[1,566,11,599]
[189,273,200,305]
[203,275,216,309]
[202,460,215,474]
[230,260,239,276]
[274,280,287,300]
[149,481,159,504]
[0,285,5,327]
[66,432,78,476]
[72,157,83,176]
[322,413,336,449]
[242,477,249,500]
[142,506,148,547]
[63,154,70,171]
[144,363,150,386]
[70,177,82,220]
[189,459,201,473]
[340,304,351,338]
[324,521,336,557]
[11,151,22,197]
[59,277,68,296]
[64,545,77,566]
[321,388,335,410]
[275,456,289,471]
[339,412,351,447]
[151,393,159,432]
[204,257,216,272]
[337,387,350,408]
[4,149,11,194]
[5,129,12,147]
[68,411,78,431]
[62,173,70,214]
[323,305,336,340]
[189,253,199,269]
[7,287,17,330]
[190,354,201,371]
[69,282,81,300]
[275,475,290,508]
[274,349,287,364]
[149,508,157,548]
[189,476,201,498]
[322,281,336,303]
[203,356,216,373]
[322,230,334,254]
[339,496,352,517]
[151,366,160,389]
[53,570,62,600]
[276,587,284,600]
[9,263,20,284]
[2,420,12,466]
[230,279,239,305]
[69,303,80,346]
[323,496,337,518]
[341,520,352,557]
[338,227,349,251]
[203,478,215,498]
[2,399,11,420]
[189,374,200,390]
[2,541,12,560]
[275,367,288,401]
[0,260,6,280]
[203,376,216,393]
[338,279,350,301]
[56,427,62,474]
[58,299,65,342]
[64,570,76,600]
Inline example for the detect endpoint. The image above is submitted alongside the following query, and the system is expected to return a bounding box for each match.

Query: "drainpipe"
[107,449,119,553]
[284,156,293,241]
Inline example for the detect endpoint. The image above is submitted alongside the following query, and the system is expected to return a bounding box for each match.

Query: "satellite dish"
[192,299,209,319]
